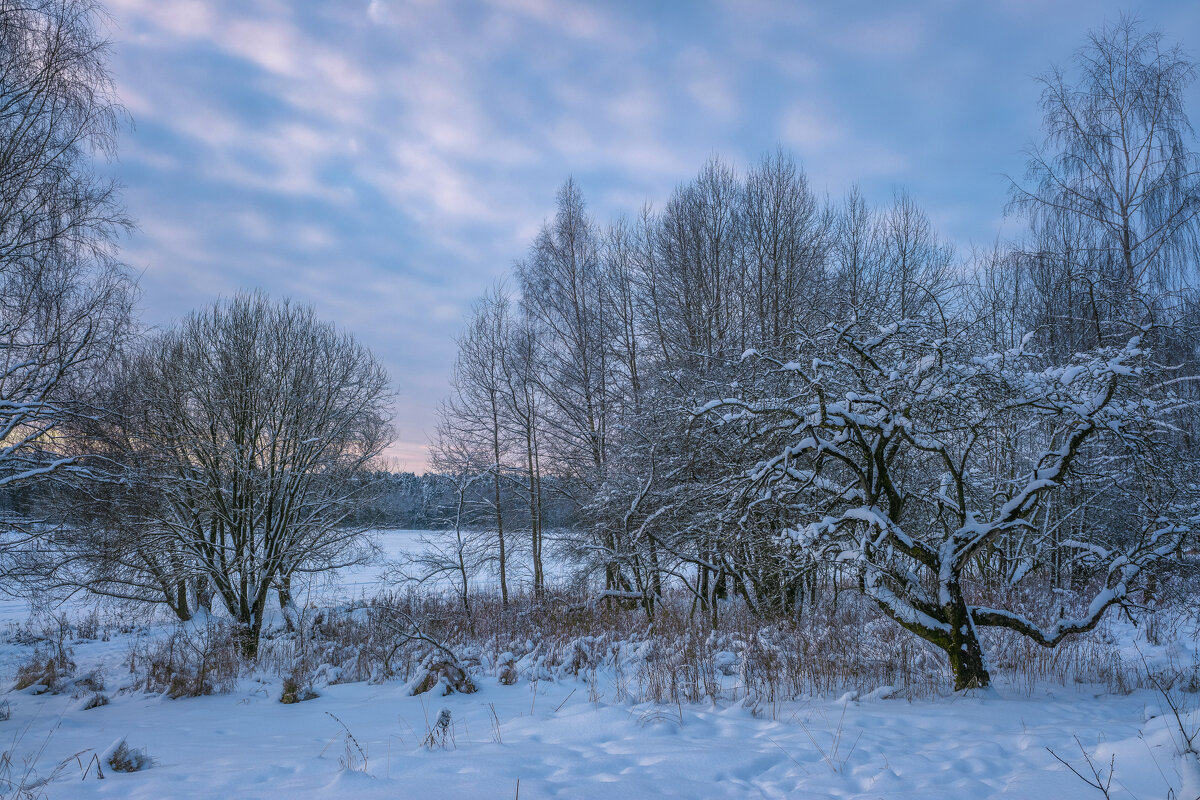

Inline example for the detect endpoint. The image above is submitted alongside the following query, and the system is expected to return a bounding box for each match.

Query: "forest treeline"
[1,470,577,532]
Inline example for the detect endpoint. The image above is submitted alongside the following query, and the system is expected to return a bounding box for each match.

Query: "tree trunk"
[492,408,508,606]
[494,468,508,607]
[234,623,260,660]
[945,621,990,691]
[868,575,992,691]
[278,573,300,634]
[194,577,213,612]
[169,580,192,622]
[943,582,990,690]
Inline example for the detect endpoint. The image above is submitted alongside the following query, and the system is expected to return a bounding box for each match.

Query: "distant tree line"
[342,470,578,531]
[3,468,579,533]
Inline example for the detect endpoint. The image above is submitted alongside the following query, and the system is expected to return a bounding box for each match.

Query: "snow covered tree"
[700,317,1195,689]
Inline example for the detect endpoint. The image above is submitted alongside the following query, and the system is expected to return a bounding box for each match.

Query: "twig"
[1047,737,1114,799]
[553,688,576,713]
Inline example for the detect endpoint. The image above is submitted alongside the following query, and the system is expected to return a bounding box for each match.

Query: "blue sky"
[101,0,1200,470]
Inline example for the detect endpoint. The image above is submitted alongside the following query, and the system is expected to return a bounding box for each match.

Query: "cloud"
[107,0,217,38]
[781,104,842,150]
[99,0,1200,471]
[366,0,388,24]
[832,14,929,58]
[676,48,738,119]
[486,0,628,44]
[780,99,909,188]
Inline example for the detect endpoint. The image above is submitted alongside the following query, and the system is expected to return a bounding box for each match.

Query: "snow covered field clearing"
[4,668,1191,798]
[0,530,1195,799]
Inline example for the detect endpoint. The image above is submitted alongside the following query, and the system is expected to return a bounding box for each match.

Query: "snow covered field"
[1,530,1197,799]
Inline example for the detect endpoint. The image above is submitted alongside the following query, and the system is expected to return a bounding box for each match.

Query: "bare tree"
[446,286,514,603]
[518,179,632,592]
[0,0,133,557]
[742,148,832,349]
[407,401,497,621]
[499,314,548,596]
[879,190,954,322]
[517,178,611,482]
[649,157,745,369]
[89,294,392,655]
[39,388,203,620]
[602,217,644,408]
[829,187,885,322]
[1010,15,1200,302]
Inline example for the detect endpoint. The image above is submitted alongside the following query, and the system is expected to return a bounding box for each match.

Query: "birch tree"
[1011,15,1200,303]
[0,0,133,549]
[446,287,514,603]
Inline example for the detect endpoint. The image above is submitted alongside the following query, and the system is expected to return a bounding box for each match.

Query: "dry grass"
[132,620,239,698]
[246,575,1197,704]
[20,570,1197,706]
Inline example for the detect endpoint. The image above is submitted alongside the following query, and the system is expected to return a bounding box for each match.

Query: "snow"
[0,530,1195,799]
[4,674,1188,799]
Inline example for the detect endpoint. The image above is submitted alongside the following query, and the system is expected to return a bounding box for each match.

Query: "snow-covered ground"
[1,530,1196,799]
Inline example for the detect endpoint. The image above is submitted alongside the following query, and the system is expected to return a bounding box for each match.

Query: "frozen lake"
[0,527,570,630]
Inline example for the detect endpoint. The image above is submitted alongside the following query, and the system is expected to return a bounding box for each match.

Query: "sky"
[98,0,1200,472]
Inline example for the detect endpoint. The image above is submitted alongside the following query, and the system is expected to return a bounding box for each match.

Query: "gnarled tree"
[701,318,1195,690]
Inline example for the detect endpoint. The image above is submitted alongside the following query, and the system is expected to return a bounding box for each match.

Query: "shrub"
[135,621,238,698]
[13,650,73,693]
[106,739,152,772]
[280,672,319,704]
[422,707,453,749]
[406,656,476,696]
[81,692,109,710]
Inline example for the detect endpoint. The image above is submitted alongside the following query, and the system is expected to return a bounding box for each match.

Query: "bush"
[405,656,476,696]
[280,673,319,704]
[81,692,109,710]
[105,739,152,772]
[75,609,102,641]
[422,707,453,749]
[13,650,73,693]
[135,621,239,698]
